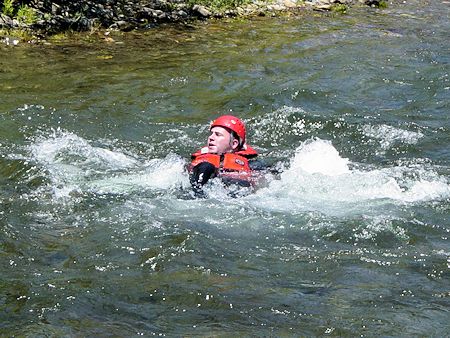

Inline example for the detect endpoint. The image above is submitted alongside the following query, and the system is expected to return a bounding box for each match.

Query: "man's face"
[207,126,238,155]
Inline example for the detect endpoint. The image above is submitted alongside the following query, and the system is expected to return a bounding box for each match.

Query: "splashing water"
[30,129,138,170]
[27,129,189,199]
[249,139,449,216]
[361,124,424,151]
[25,131,449,215]
[287,138,350,176]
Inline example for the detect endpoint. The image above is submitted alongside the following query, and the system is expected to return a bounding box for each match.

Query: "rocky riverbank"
[1,0,388,38]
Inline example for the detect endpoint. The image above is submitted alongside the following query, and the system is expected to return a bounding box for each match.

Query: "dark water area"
[1,1,449,336]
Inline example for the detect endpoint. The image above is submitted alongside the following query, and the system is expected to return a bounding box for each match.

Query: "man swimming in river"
[189,115,260,191]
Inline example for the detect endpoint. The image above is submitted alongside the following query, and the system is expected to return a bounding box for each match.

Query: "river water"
[1,1,449,336]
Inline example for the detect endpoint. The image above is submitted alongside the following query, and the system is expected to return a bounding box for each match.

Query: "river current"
[1,1,449,336]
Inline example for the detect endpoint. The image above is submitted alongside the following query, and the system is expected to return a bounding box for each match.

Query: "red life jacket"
[190,145,258,174]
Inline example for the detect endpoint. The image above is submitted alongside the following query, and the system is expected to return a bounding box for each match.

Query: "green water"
[1,1,449,336]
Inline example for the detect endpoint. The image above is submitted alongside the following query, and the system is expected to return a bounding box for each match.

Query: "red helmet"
[210,115,246,145]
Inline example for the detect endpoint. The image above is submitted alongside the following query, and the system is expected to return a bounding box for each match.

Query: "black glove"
[190,161,217,190]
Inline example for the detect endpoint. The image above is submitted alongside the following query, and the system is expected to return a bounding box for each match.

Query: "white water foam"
[28,131,449,216]
[29,130,189,199]
[248,139,450,216]
[285,138,349,176]
[89,155,189,194]
[30,130,138,169]
[361,124,424,150]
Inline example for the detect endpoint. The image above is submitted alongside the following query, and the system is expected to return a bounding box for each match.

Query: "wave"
[28,129,189,199]
[249,138,449,216]
[24,130,449,218]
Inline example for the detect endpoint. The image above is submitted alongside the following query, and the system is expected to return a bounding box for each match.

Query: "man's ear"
[231,138,239,150]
